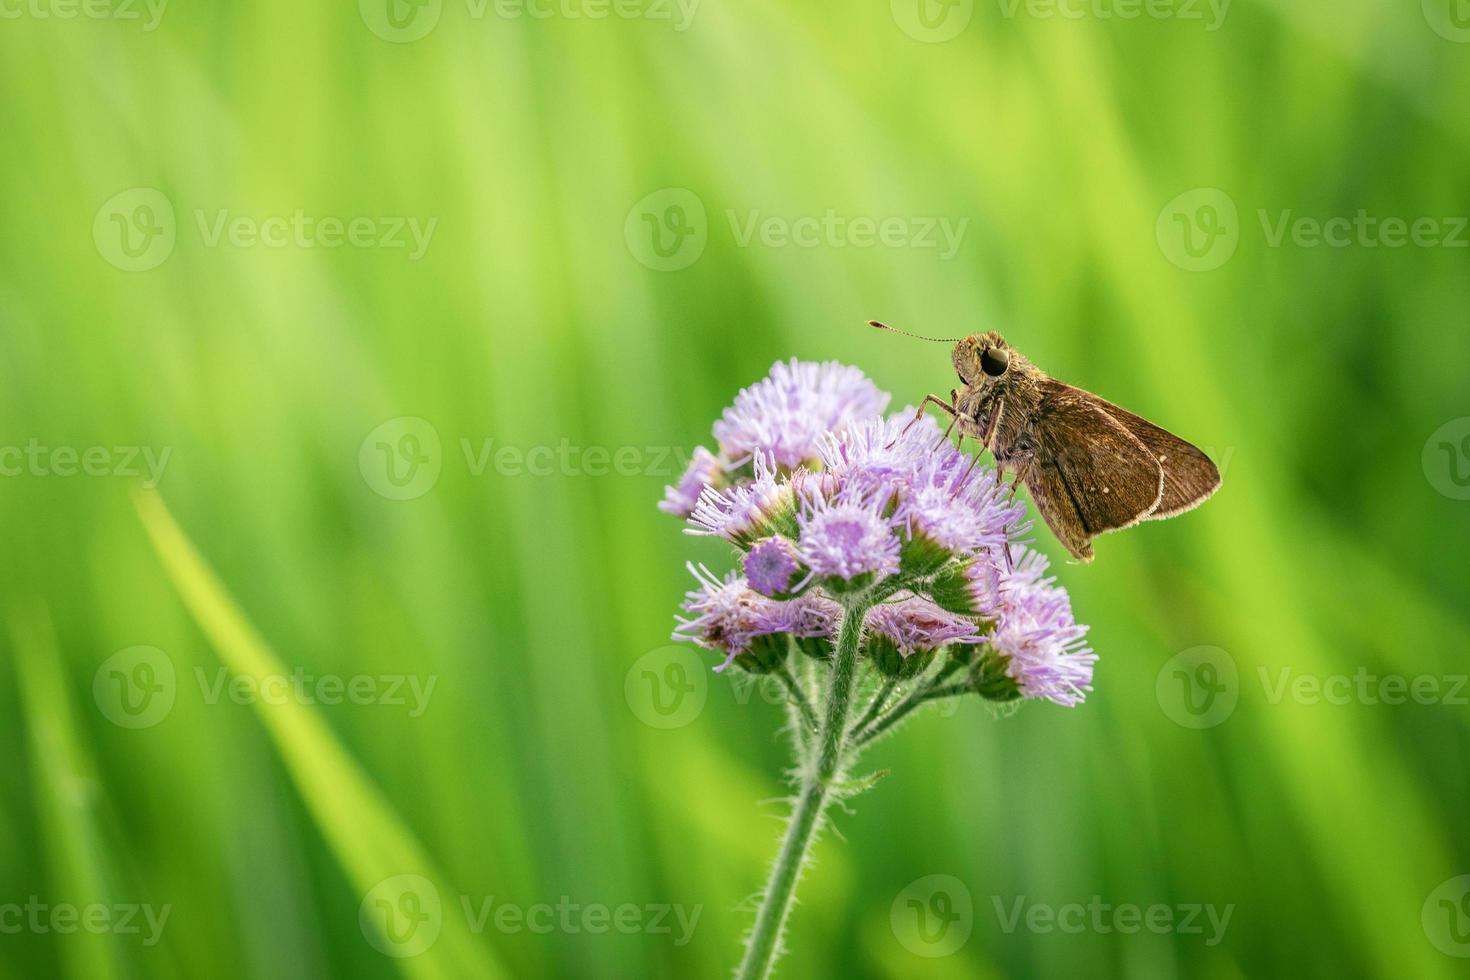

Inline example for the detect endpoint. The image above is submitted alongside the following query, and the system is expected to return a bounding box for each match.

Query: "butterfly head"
[954,331,1014,387]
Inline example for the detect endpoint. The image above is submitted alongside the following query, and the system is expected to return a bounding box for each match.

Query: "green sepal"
[900,532,952,577]
[793,635,832,661]
[866,634,937,680]
[927,561,980,616]
[823,571,874,596]
[973,648,1021,701]
[765,504,800,544]
[732,633,789,674]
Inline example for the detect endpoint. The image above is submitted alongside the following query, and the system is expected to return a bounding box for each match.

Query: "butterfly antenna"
[867,320,962,343]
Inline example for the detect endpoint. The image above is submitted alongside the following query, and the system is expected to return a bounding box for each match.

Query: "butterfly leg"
[998,459,1034,572]
[891,393,959,448]
[979,398,1005,458]
[935,390,962,450]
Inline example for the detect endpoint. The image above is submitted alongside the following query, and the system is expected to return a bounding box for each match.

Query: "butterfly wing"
[1075,395,1222,520]
[1020,380,1165,562]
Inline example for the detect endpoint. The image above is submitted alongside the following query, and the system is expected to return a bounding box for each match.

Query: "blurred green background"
[3,0,1470,977]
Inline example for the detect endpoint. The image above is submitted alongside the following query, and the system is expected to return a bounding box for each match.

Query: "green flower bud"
[866,633,938,680]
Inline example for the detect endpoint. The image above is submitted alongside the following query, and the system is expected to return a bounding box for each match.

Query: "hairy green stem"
[850,658,965,747]
[735,599,867,980]
[775,663,818,733]
[850,677,897,737]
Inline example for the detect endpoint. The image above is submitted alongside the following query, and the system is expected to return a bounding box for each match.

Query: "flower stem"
[850,677,897,736]
[775,663,818,733]
[850,657,965,747]
[736,599,867,980]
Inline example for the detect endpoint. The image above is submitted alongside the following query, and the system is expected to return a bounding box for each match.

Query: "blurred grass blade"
[9,603,132,980]
[132,489,505,980]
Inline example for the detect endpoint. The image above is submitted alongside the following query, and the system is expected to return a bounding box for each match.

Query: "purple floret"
[713,359,890,469]
[796,487,901,583]
[743,536,801,597]
[974,548,1097,706]
[865,593,984,656]
[659,446,724,518]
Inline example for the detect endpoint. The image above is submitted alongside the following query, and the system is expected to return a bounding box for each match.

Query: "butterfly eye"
[980,347,1009,377]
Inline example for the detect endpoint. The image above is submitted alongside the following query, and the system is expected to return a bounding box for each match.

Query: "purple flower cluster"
[674,564,840,672]
[714,359,890,468]
[966,547,1096,705]
[866,594,983,656]
[796,486,902,585]
[663,359,1096,706]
